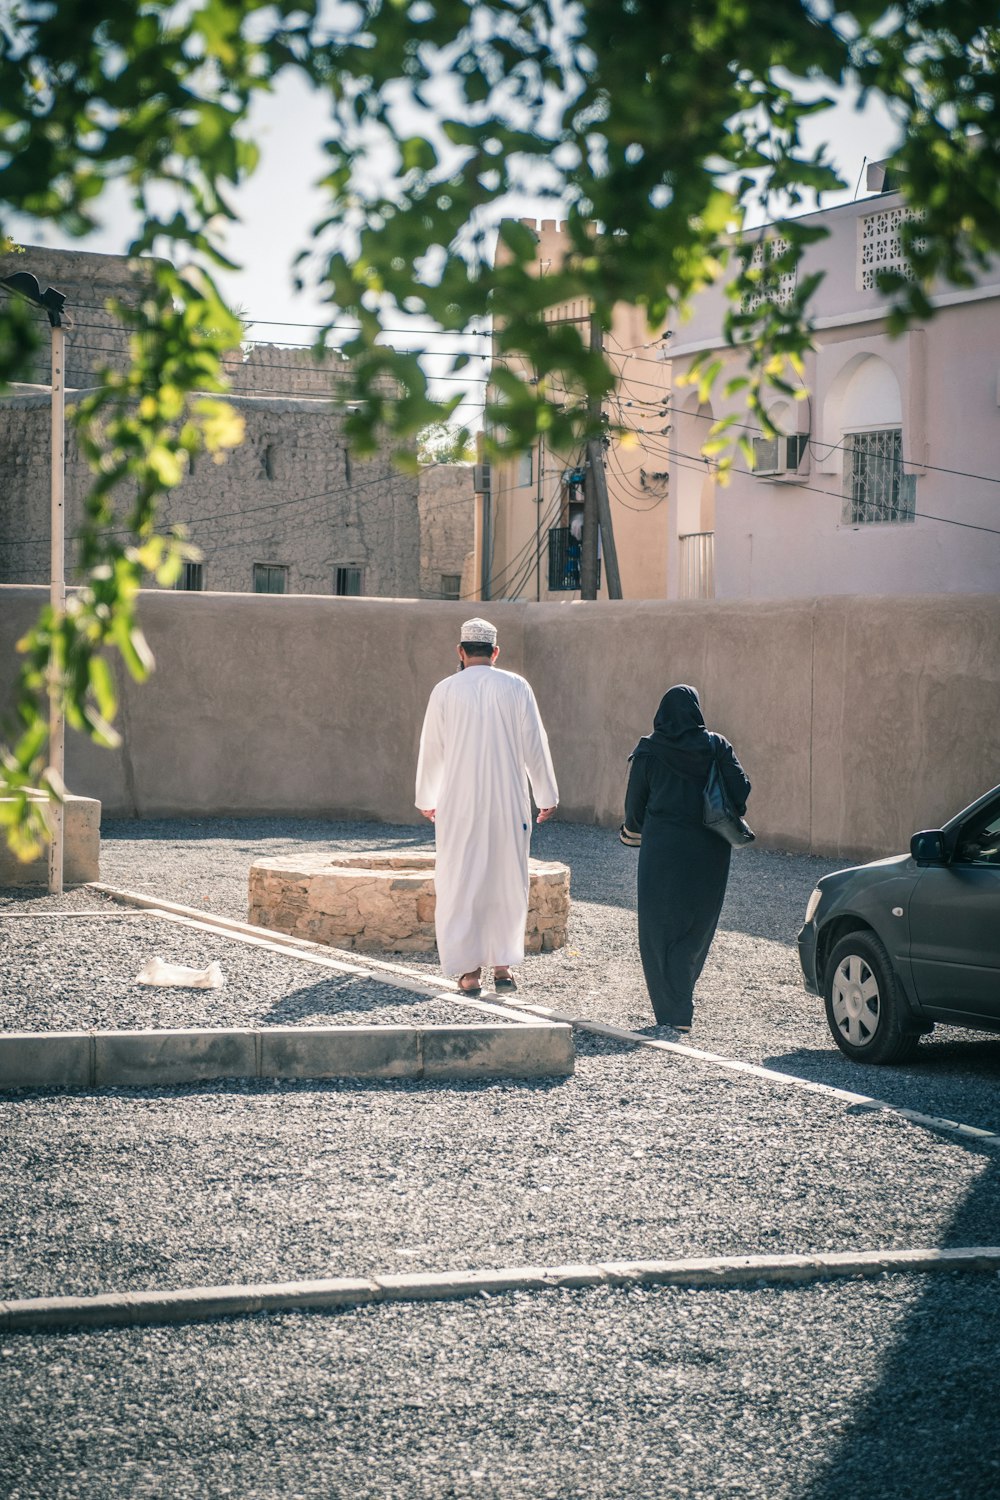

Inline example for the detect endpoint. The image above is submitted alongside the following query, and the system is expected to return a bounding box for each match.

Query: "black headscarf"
[630,684,715,782]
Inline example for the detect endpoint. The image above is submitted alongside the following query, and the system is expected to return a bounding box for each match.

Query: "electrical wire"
[604,448,667,512]
[475,445,586,600]
[481,490,562,598]
[56,341,491,396]
[24,300,1000,487]
[11,299,1000,549]
[0,459,469,552]
[644,436,1000,538]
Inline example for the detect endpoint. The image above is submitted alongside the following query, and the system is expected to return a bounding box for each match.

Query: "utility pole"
[473,443,492,601]
[535,433,544,601]
[48,311,66,894]
[580,316,622,600]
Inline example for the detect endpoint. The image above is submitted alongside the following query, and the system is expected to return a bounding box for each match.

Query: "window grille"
[844,430,913,525]
[335,565,364,596]
[175,561,204,591]
[740,236,796,315]
[253,563,288,593]
[517,449,533,488]
[548,526,600,592]
[859,207,927,291]
[440,573,461,601]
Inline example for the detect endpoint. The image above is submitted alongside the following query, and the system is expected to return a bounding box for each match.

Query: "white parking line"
[504,1000,1000,1146]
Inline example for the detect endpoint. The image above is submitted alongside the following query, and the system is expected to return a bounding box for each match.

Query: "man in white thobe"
[415,618,558,996]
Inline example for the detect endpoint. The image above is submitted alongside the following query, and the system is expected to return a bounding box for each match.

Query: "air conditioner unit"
[751,434,808,480]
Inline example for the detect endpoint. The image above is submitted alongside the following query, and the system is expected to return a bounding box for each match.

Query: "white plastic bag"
[136,956,225,989]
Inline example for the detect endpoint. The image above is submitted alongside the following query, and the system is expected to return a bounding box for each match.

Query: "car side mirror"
[911,829,946,865]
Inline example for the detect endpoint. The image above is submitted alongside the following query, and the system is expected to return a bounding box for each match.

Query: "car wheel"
[824,930,922,1065]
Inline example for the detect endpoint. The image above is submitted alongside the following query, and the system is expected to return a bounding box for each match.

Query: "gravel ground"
[5,816,998,1130]
[0,899,497,1033]
[3,818,1000,1499]
[2,1275,999,1499]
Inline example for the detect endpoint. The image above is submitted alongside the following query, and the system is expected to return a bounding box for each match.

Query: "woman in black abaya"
[621,685,751,1032]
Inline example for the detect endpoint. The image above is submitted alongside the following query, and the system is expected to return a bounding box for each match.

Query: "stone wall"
[2,586,998,860]
[0,393,419,597]
[0,245,153,389]
[418,463,475,599]
[0,245,421,598]
[155,398,419,598]
[0,396,92,588]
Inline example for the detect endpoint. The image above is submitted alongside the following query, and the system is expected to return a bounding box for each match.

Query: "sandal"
[493,972,518,994]
[458,970,482,996]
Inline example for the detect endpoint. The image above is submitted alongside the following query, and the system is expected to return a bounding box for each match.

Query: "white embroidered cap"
[460,617,498,646]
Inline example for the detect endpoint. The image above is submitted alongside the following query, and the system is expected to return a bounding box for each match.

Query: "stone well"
[248,850,570,956]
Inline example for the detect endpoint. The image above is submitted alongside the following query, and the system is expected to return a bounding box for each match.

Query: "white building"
[665,177,1000,600]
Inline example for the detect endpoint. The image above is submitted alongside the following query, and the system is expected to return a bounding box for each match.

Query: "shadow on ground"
[801,1139,1000,1499]
[4,1072,572,1107]
[263,975,432,1024]
[100,817,435,849]
[765,1033,1000,1136]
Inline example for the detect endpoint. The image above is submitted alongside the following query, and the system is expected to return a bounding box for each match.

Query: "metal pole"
[588,434,623,599]
[481,487,493,601]
[581,316,623,599]
[579,316,602,599]
[535,434,544,602]
[47,322,65,896]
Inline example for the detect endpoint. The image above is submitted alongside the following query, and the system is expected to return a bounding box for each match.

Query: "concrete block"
[93,1028,257,1087]
[259,1026,420,1080]
[0,1032,92,1090]
[0,794,101,887]
[421,1023,574,1079]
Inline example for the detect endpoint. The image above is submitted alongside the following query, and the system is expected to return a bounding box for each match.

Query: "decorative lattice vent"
[859,207,927,290]
[740,237,796,314]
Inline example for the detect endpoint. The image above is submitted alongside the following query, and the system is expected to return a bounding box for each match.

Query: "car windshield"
[955,805,1000,865]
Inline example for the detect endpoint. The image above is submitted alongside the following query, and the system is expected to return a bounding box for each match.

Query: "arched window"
[825,356,912,525]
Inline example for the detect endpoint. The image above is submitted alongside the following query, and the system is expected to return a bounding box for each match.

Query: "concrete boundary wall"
[2,586,997,858]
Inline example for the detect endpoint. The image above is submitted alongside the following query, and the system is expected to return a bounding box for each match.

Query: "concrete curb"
[3,1246,999,1333]
[0,1022,574,1091]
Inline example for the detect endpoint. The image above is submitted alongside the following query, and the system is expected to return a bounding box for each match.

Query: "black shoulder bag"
[703,745,755,847]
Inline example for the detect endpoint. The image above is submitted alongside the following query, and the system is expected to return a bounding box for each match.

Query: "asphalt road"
[2,819,999,1499]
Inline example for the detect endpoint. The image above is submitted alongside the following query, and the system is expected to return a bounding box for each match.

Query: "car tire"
[824,930,922,1065]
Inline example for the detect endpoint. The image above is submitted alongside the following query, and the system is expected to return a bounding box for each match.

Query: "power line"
[58,340,490,393]
[475,445,586,600]
[63,303,493,342]
[0,462,456,551]
[605,447,667,512]
[13,302,1000,533]
[61,321,493,364]
[652,437,1000,539]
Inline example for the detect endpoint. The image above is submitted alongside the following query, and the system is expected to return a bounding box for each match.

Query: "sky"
[10,65,903,424]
